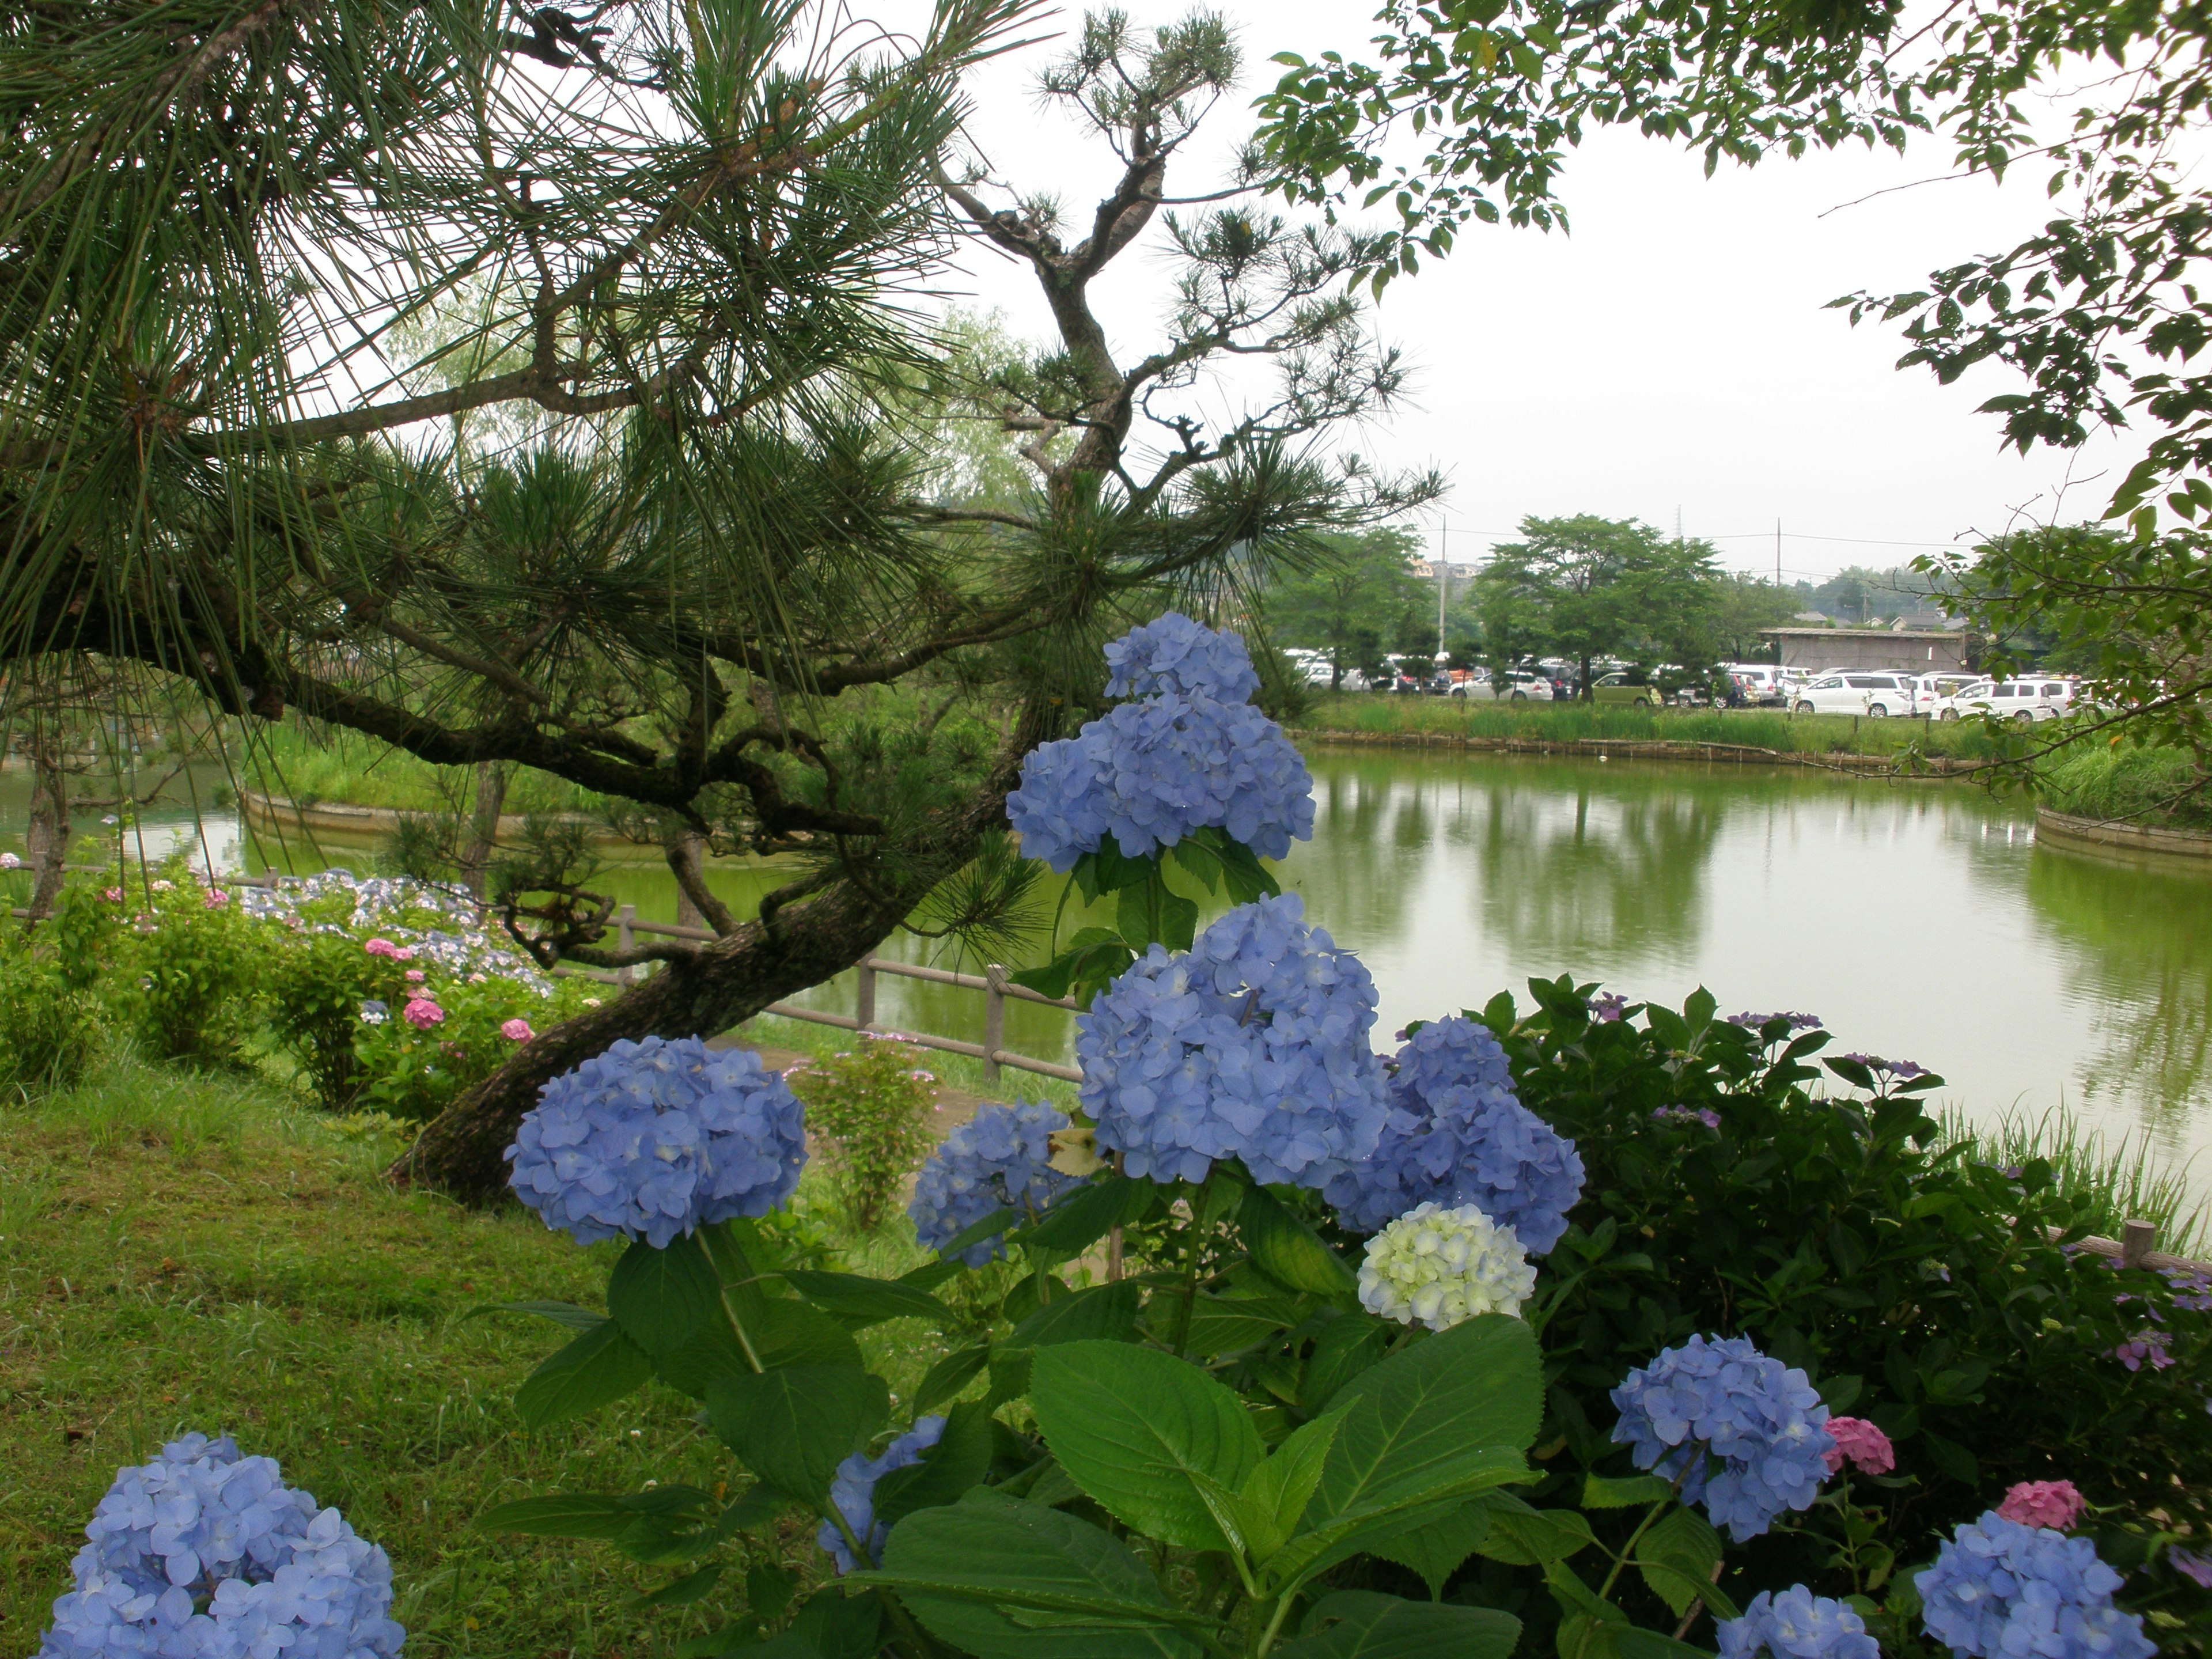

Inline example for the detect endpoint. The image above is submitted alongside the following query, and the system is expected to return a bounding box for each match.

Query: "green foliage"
[2037,739,2211,831]
[0,920,101,1096]
[108,864,266,1067]
[786,1041,940,1233]
[1262,528,1435,685]
[350,976,591,1124]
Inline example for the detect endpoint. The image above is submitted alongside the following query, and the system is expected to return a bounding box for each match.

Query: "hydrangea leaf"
[872,1401,997,1526]
[1583,1475,1675,1509]
[869,1488,1205,1659]
[1634,1508,1734,1620]
[1169,1293,1305,1359]
[912,1346,993,1416]
[1241,1182,1360,1302]
[514,1318,654,1429]
[607,1232,724,1362]
[707,1365,890,1505]
[624,1565,721,1609]
[1372,1496,1506,1599]
[779,1270,950,1328]
[1014,1172,1156,1256]
[1029,1339,1266,1551]
[1300,1314,1391,1412]
[476,1494,643,1540]
[1275,1590,1521,1659]
[1005,1279,1144,1349]
[1471,1497,1599,1567]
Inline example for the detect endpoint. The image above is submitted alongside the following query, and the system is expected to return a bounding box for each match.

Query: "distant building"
[1760,626,1978,675]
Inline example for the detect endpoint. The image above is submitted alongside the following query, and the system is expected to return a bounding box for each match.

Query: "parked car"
[1725,664,1791,707]
[1592,671,1662,707]
[1791,672,1918,716]
[1451,669,1556,702]
[1912,672,1981,706]
[1931,677,2077,722]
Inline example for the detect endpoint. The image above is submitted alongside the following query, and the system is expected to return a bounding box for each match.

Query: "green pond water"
[7,750,2209,1181]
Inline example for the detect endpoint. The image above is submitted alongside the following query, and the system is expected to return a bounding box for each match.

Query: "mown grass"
[2035,742,2211,831]
[0,1058,975,1659]
[1289,694,2009,760]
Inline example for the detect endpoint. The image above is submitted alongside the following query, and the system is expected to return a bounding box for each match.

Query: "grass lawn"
[0,1060,968,1659]
[1287,694,2010,761]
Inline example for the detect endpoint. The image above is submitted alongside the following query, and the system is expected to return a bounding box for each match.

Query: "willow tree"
[0,3,1427,1195]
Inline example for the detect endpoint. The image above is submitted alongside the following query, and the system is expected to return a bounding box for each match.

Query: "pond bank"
[1293,726,1981,776]
[2036,806,2212,861]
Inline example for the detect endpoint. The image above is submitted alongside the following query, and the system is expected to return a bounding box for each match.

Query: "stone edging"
[1289,728,1976,777]
[2034,806,2212,861]
[237,791,801,865]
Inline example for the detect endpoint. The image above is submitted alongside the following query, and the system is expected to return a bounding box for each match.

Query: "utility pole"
[1437,520,1448,661]
[1775,519,1785,671]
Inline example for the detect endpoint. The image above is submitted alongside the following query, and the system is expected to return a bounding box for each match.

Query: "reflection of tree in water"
[2024,849,2212,1134]
[1453,770,1724,967]
[1293,756,1725,969]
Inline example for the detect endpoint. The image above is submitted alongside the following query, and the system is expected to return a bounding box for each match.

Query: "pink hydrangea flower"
[1997,1479,2086,1531]
[404,969,426,984]
[0,851,20,869]
[103,887,123,902]
[402,997,445,1030]
[1820,1416,1896,1475]
[365,937,402,959]
[500,1017,535,1042]
[203,889,228,908]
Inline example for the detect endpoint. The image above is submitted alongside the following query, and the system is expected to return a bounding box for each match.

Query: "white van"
[1791,672,1918,717]
[1932,678,2076,722]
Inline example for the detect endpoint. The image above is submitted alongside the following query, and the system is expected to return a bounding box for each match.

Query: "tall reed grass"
[1940,1105,2207,1258]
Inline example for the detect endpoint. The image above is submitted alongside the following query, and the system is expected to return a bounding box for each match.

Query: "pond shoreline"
[1290,726,1980,777]
[2036,805,2212,861]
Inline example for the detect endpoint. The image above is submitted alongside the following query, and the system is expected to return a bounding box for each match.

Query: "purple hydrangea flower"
[910,1101,1084,1266]
[1610,1335,1834,1541]
[1103,613,1262,703]
[1006,694,1314,869]
[1719,1588,1879,1659]
[1588,993,1628,1023]
[505,1037,805,1248]
[1840,1053,1928,1081]
[36,1435,403,1659]
[817,1418,946,1573]
[1727,1012,1824,1032]
[1325,1017,1585,1252]
[1653,1106,1723,1130]
[2169,1548,2212,1590]
[1916,1512,2154,1659]
[1077,895,1386,1188]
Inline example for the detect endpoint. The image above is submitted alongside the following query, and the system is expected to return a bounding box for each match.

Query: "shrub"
[262,930,386,1109]
[107,864,264,1067]
[0,920,101,1096]
[350,972,592,1123]
[786,1036,938,1232]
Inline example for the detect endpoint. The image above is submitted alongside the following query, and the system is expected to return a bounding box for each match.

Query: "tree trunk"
[460,760,507,901]
[25,736,69,918]
[672,829,709,931]
[388,720,1048,1201]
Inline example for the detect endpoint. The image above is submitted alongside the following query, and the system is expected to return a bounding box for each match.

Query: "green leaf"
[1241,1183,1359,1301]
[1015,1174,1154,1256]
[468,1299,607,1330]
[616,1493,783,1565]
[870,1489,1203,1659]
[1613,1630,1721,1659]
[707,1365,889,1504]
[513,1319,653,1429]
[660,1296,862,1396]
[780,1270,949,1328]
[929,1205,1018,1263]
[1239,1405,1353,1562]
[1167,835,1225,892]
[873,1400,996,1525]
[477,1494,643,1540]
[626,1565,721,1609]
[1312,1315,1541,1523]
[1279,1591,1520,1659]
[1029,1339,1266,1551]
[1005,1279,1144,1349]
[1214,837,1282,903]
[1583,1474,1675,1509]
[1300,1314,1389,1412]
[1636,1508,1733,1620]
[1373,1498,1500,1599]
[607,1232,724,1361]
[912,1346,993,1415]
[1176,1293,1304,1358]
[1474,1496,1599,1566]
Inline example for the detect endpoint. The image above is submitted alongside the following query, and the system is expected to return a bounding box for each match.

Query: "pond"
[7,749,2209,1184]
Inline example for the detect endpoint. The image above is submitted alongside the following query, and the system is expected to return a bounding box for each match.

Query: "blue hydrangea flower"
[1326,1017,1585,1251]
[1917,1512,2154,1659]
[1007,694,1314,869]
[817,1418,946,1574]
[1077,895,1386,1188]
[1103,613,1262,703]
[910,1101,1084,1266]
[37,1435,403,1659]
[505,1037,805,1248]
[1719,1588,1880,1659]
[1610,1334,1835,1541]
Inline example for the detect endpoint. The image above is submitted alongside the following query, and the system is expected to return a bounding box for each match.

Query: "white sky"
[912,0,2142,582]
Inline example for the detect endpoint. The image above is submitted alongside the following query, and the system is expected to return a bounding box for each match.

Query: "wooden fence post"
[983,964,1008,1084]
[2123,1219,2160,1267]
[855,959,877,1033]
[616,904,635,987]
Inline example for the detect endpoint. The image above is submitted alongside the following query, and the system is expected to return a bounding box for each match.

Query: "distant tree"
[1262,527,1428,686]
[1474,516,1723,696]
[1710,577,1800,662]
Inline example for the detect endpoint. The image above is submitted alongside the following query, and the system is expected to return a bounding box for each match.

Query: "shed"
[1758,627,1978,675]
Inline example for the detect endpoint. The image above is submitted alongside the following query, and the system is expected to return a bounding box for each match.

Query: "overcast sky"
[904,0,2138,582]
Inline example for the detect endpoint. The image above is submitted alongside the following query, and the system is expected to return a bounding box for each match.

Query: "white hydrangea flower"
[1357,1200,1537,1330]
